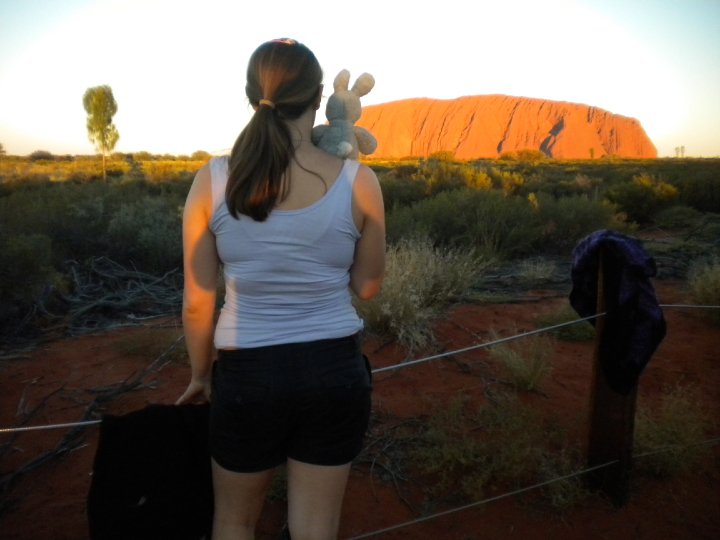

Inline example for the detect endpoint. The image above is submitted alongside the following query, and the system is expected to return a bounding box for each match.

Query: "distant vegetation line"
[0,151,718,344]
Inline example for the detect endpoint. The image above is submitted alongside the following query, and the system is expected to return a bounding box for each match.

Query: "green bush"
[107,196,182,273]
[605,174,679,224]
[535,193,618,252]
[29,150,55,161]
[378,171,428,210]
[678,175,720,213]
[0,182,109,264]
[0,232,61,325]
[654,205,705,230]
[498,149,548,163]
[0,176,189,280]
[411,158,492,196]
[387,189,542,259]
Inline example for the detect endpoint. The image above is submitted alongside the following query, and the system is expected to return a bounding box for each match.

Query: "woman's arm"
[350,164,386,300]
[176,164,219,404]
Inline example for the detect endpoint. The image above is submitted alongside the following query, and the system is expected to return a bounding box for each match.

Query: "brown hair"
[226,38,323,221]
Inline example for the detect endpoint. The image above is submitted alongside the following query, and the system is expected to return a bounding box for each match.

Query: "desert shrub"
[141,160,203,183]
[654,205,705,230]
[387,189,542,259]
[0,232,60,325]
[495,170,526,196]
[0,177,189,275]
[0,181,112,264]
[515,257,557,284]
[378,171,428,210]
[428,151,456,161]
[458,190,542,257]
[190,150,212,162]
[412,157,491,196]
[413,394,486,495]
[488,334,555,391]
[354,237,485,350]
[678,175,720,213]
[535,193,618,252]
[687,257,720,322]
[29,150,54,161]
[499,149,548,163]
[535,305,596,341]
[384,204,430,244]
[107,196,182,273]
[635,385,712,477]
[414,391,555,500]
[466,169,493,191]
[538,173,603,199]
[538,448,591,511]
[605,174,679,224]
[132,151,155,161]
[0,156,129,182]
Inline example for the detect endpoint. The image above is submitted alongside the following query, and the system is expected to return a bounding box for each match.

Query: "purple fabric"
[569,230,666,394]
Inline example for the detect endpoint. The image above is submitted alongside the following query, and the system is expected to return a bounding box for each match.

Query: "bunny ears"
[334,69,375,97]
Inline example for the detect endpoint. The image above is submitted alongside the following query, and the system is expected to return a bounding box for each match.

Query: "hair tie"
[258,99,275,110]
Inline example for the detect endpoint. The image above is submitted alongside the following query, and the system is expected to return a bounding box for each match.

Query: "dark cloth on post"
[569,229,666,394]
[87,403,212,540]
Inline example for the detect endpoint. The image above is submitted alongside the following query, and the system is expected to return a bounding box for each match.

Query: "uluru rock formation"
[357,95,657,159]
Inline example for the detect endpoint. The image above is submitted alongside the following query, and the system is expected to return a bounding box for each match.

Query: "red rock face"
[357,95,657,159]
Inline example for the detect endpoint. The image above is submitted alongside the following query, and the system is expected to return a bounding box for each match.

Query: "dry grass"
[516,257,557,283]
[535,304,596,342]
[354,237,490,350]
[635,384,713,477]
[488,334,555,391]
[410,390,587,509]
[688,257,720,323]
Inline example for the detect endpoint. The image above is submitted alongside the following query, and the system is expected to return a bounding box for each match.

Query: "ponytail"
[226,107,293,221]
[225,39,322,222]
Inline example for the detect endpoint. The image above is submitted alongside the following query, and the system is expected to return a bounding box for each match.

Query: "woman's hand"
[176,376,211,405]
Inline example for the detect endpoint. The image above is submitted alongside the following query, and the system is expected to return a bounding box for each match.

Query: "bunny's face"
[325,91,363,123]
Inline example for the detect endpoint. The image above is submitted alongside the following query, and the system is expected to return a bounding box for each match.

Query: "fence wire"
[345,436,720,539]
[1,302,718,539]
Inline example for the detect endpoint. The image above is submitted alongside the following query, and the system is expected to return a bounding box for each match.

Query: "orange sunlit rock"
[357,95,657,159]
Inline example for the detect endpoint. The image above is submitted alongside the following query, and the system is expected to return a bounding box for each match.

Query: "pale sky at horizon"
[0,0,718,157]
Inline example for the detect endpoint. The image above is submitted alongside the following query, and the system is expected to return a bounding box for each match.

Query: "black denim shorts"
[209,332,372,472]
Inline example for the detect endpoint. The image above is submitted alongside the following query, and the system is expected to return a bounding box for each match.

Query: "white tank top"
[208,156,364,349]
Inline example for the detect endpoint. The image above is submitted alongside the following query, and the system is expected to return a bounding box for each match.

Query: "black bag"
[87,403,213,540]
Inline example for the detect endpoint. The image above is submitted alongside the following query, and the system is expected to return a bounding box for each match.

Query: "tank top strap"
[209,156,229,215]
[342,159,360,189]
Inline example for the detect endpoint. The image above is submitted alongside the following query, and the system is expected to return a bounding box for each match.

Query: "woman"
[177,38,385,540]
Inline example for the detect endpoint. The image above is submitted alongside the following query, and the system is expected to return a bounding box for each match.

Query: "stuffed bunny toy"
[312,69,377,159]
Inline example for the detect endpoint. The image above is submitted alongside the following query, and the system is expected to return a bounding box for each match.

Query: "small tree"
[0,142,6,157]
[191,150,212,161]
[83,85,119,180]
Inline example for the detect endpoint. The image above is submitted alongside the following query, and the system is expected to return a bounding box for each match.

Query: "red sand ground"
[1,280,718,539]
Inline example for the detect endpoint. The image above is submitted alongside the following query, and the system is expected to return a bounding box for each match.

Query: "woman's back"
[274,145,345,211]
[209,154,364,349]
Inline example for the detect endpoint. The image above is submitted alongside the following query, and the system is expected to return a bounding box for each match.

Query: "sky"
[0,0,718,158]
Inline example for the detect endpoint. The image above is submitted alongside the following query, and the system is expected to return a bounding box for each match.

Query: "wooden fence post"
[586,247,639,507]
